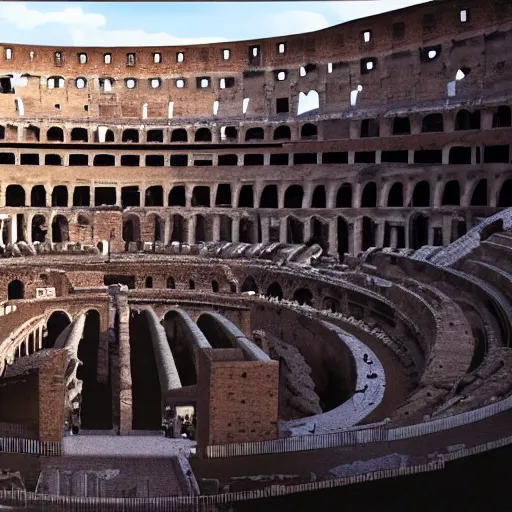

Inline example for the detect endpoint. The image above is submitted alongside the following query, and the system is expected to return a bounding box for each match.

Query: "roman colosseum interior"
[1,0,512,508]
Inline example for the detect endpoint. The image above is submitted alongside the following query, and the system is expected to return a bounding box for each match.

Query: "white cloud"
[69,28,226,47]
[0,3,105,31]
[328,0,433,23]
[268,10,330,36]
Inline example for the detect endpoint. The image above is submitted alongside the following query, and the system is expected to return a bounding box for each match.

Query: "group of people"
[162,406,196,440]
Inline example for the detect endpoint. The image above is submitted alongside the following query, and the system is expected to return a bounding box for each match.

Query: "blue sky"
[0,1,432,47]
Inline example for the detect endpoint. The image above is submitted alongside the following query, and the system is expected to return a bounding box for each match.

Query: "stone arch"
[166,276,175,289]
[309,216,328,251]
[31,214,47,243]
[245,127,264,141]
[442,180,460,205]
[194,128,212,142]
[168,186,186,207]
[392,116,410,135]
[287,216,304,244]
[6,185,25,207]
[145,186,163,207]
[239,217,256,243]
[238,185,254,208]
[30,185,46,207]
[104,129,115,143]
[71,127,88,142]
[410,213,429,249]
[195,214,212,242]
[267,282,283,300]
[498,180,512,207]
[301,123,317,139]
[273,125,291,140]
[260,185,278,208]
[455,109,480,131]
[311,185,326,208]
[51,215,69,243]
[284,185,304,208]
[52,185,68,207]
[170,214,187,243]
[471,179,488,206]
[336,183,352,208]
[171,128,187,142]
[147,129,163,143]
[361,182,377,207]
[7,280,24,300]
[412,180,430,207]
[123,213,141,243]
[47,126,64,142]
[45,310,71,348]
[241,276,258,293]
[219,215,232,242]
[147,214,165,242]
[211,280,219,292]
[337,217,349,260]
[362,216,376,251]
[323,296,341,313]
[191,186,210,207]
[387,182,403,207]
[493,105,512,128]
[122,129,139,143]
[293,288,313,306]
[422,113,444,132]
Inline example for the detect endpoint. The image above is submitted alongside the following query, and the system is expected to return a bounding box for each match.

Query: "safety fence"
[0,436,61,456]
[205,393,512,458]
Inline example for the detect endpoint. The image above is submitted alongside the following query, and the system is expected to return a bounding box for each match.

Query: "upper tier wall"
[0,0,512,121]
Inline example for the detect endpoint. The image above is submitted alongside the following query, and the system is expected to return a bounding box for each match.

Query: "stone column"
[279,218,287,243]
[10,214,17,244]
[164,217,172,246]
[353,217,363,255]
[328,218,337,256]
[231,218,240,243]
[38,324,43,350]
[390,225,398,248]
[375,221,385,247]
[303,218,312,242]
[0,219,4,245]
[260,216,270,244]
[212,215,221,242]
[187,216,196,245]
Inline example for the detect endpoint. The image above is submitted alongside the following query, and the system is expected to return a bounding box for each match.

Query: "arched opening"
[45,154,61,166]
[145,276,153,288]
[387,182,403,207]
[287,217,304,244]
[422,113,444,132]
[189,280,195,290]
[31,185,46,207]
[93,154,115,167]
[412,181,430,207]
[260,185,278,208]
[284,185,304,208]
[301,123,317,139]
[51,215,69,243]
[293,288,313,306]
[129,311,161,430]
[311,185,326,208]
[471,179,488,206]
[273,125,291,140]
[449,146,471,165]
[105,130,115,143]
[361,182,377,207]
[145,186,163,207]
[122,129,139,143]
[77,310,112,430]
[192,186,210,207]
[498,180,512,207]
[410,214,429,249]
[337,217,349,261]
[238,185,254,208]
[336,183,352,208]
[170,215,187,243]
[360,119,379,138]
[241,276,258,293]
[47,127,64,142]
[147,129,163,143]
[245,127,264,141]
[194,128,212,142]
[492,106,512,128]
[149,215,165,242]
[123,215,141,243]
[362,216,376,250]
[455,109,480,131]
[71,128,88,142]
[442,180,460,205]
[309,217,328,252]
[219,215,232,242]
[267,282,283,300]
[7,280,24,300]
[215,184,232,207]
[195,214,211,242]
[31,215,47,243]
[392,117,410,135]
[6,185,25,207]
[239,218,255,243]
[52,186,68,207]
[73,186,90,207]
[171,129,188,142]
[168,186,186,207]
[166,277,175,289]
[211,280,219,292]
[323,297,341,313]
[45,311,71,348]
